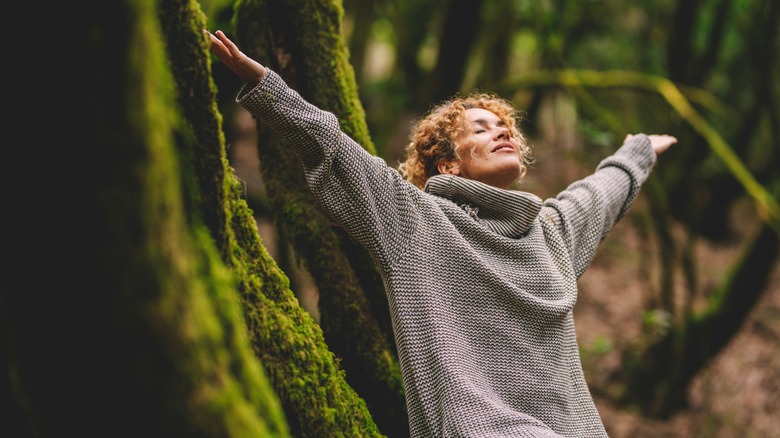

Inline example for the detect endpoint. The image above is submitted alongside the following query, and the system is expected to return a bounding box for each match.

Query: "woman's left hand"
[625,134,677,156]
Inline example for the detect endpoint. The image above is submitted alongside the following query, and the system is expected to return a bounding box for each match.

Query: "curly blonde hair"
[398,92,532,188]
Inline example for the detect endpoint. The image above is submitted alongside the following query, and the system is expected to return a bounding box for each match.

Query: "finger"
[209,41,228,58]
[216,30,242,57]
[207,33,231,58]
[206,31,221,48]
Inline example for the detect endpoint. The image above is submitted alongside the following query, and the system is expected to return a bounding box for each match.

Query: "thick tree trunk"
[666,0,700,84]
[233,2,408,436]
[157,1,385,436]
[3,1,288,436]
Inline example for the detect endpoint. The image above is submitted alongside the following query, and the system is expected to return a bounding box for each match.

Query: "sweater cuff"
[605,134,656,171]
[236,69,302,124]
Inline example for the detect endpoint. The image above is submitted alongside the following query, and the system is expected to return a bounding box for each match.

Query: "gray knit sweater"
[238,70,656,438]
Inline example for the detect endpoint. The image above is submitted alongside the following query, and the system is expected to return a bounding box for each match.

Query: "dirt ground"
[228,106,780,438]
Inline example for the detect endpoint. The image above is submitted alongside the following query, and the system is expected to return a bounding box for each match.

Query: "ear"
[438,161,460,176]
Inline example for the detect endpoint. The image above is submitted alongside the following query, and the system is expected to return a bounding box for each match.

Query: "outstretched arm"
[206,30,267,86]
[204,29,420,272]
[542,133,674,277]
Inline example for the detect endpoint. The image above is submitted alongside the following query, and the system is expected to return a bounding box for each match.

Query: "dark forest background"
[3,0,779,437]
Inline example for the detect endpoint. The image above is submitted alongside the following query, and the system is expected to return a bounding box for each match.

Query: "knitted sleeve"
[542,134,656,277]
[236,70,420,270]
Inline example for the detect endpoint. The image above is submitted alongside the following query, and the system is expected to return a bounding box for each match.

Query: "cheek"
[456,140,477,161]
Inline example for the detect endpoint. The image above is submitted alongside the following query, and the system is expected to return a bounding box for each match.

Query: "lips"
[491,142,514,153]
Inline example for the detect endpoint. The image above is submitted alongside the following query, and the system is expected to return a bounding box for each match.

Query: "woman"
[208,30,676,437]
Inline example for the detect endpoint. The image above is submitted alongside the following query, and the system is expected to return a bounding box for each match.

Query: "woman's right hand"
[206,30,267,86]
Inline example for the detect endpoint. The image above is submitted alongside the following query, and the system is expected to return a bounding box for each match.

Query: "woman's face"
[440,108,524,189]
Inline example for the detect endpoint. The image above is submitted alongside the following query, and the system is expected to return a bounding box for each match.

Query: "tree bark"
[234,0,408,436]
[158,0,386,436]
[3,1,288,436]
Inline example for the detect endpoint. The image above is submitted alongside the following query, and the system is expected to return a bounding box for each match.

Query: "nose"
[494,126,510,140]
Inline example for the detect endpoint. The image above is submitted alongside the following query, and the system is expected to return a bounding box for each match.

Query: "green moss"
[182,228,291,437]
[3,0,291,435]
[158,0,233,258]
[159,0,388,435]
[231,1,408,434]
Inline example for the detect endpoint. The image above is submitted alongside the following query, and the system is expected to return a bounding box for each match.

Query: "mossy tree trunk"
[157,0,385,436]
[232,2,408,436]
[2,1,288,436]
[659,0,779,243]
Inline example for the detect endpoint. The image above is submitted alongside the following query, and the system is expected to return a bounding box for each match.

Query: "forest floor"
[228,106,780,438]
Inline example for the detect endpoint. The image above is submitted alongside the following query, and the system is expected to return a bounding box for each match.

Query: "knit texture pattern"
[238,70,656,438]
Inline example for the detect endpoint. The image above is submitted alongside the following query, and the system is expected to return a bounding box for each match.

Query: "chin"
[499,164,523,183]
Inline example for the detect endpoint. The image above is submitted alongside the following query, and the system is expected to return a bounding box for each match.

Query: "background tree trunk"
[427,0,485,104]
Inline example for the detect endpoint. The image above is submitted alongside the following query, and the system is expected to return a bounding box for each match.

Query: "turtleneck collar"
[424,174,542,238]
